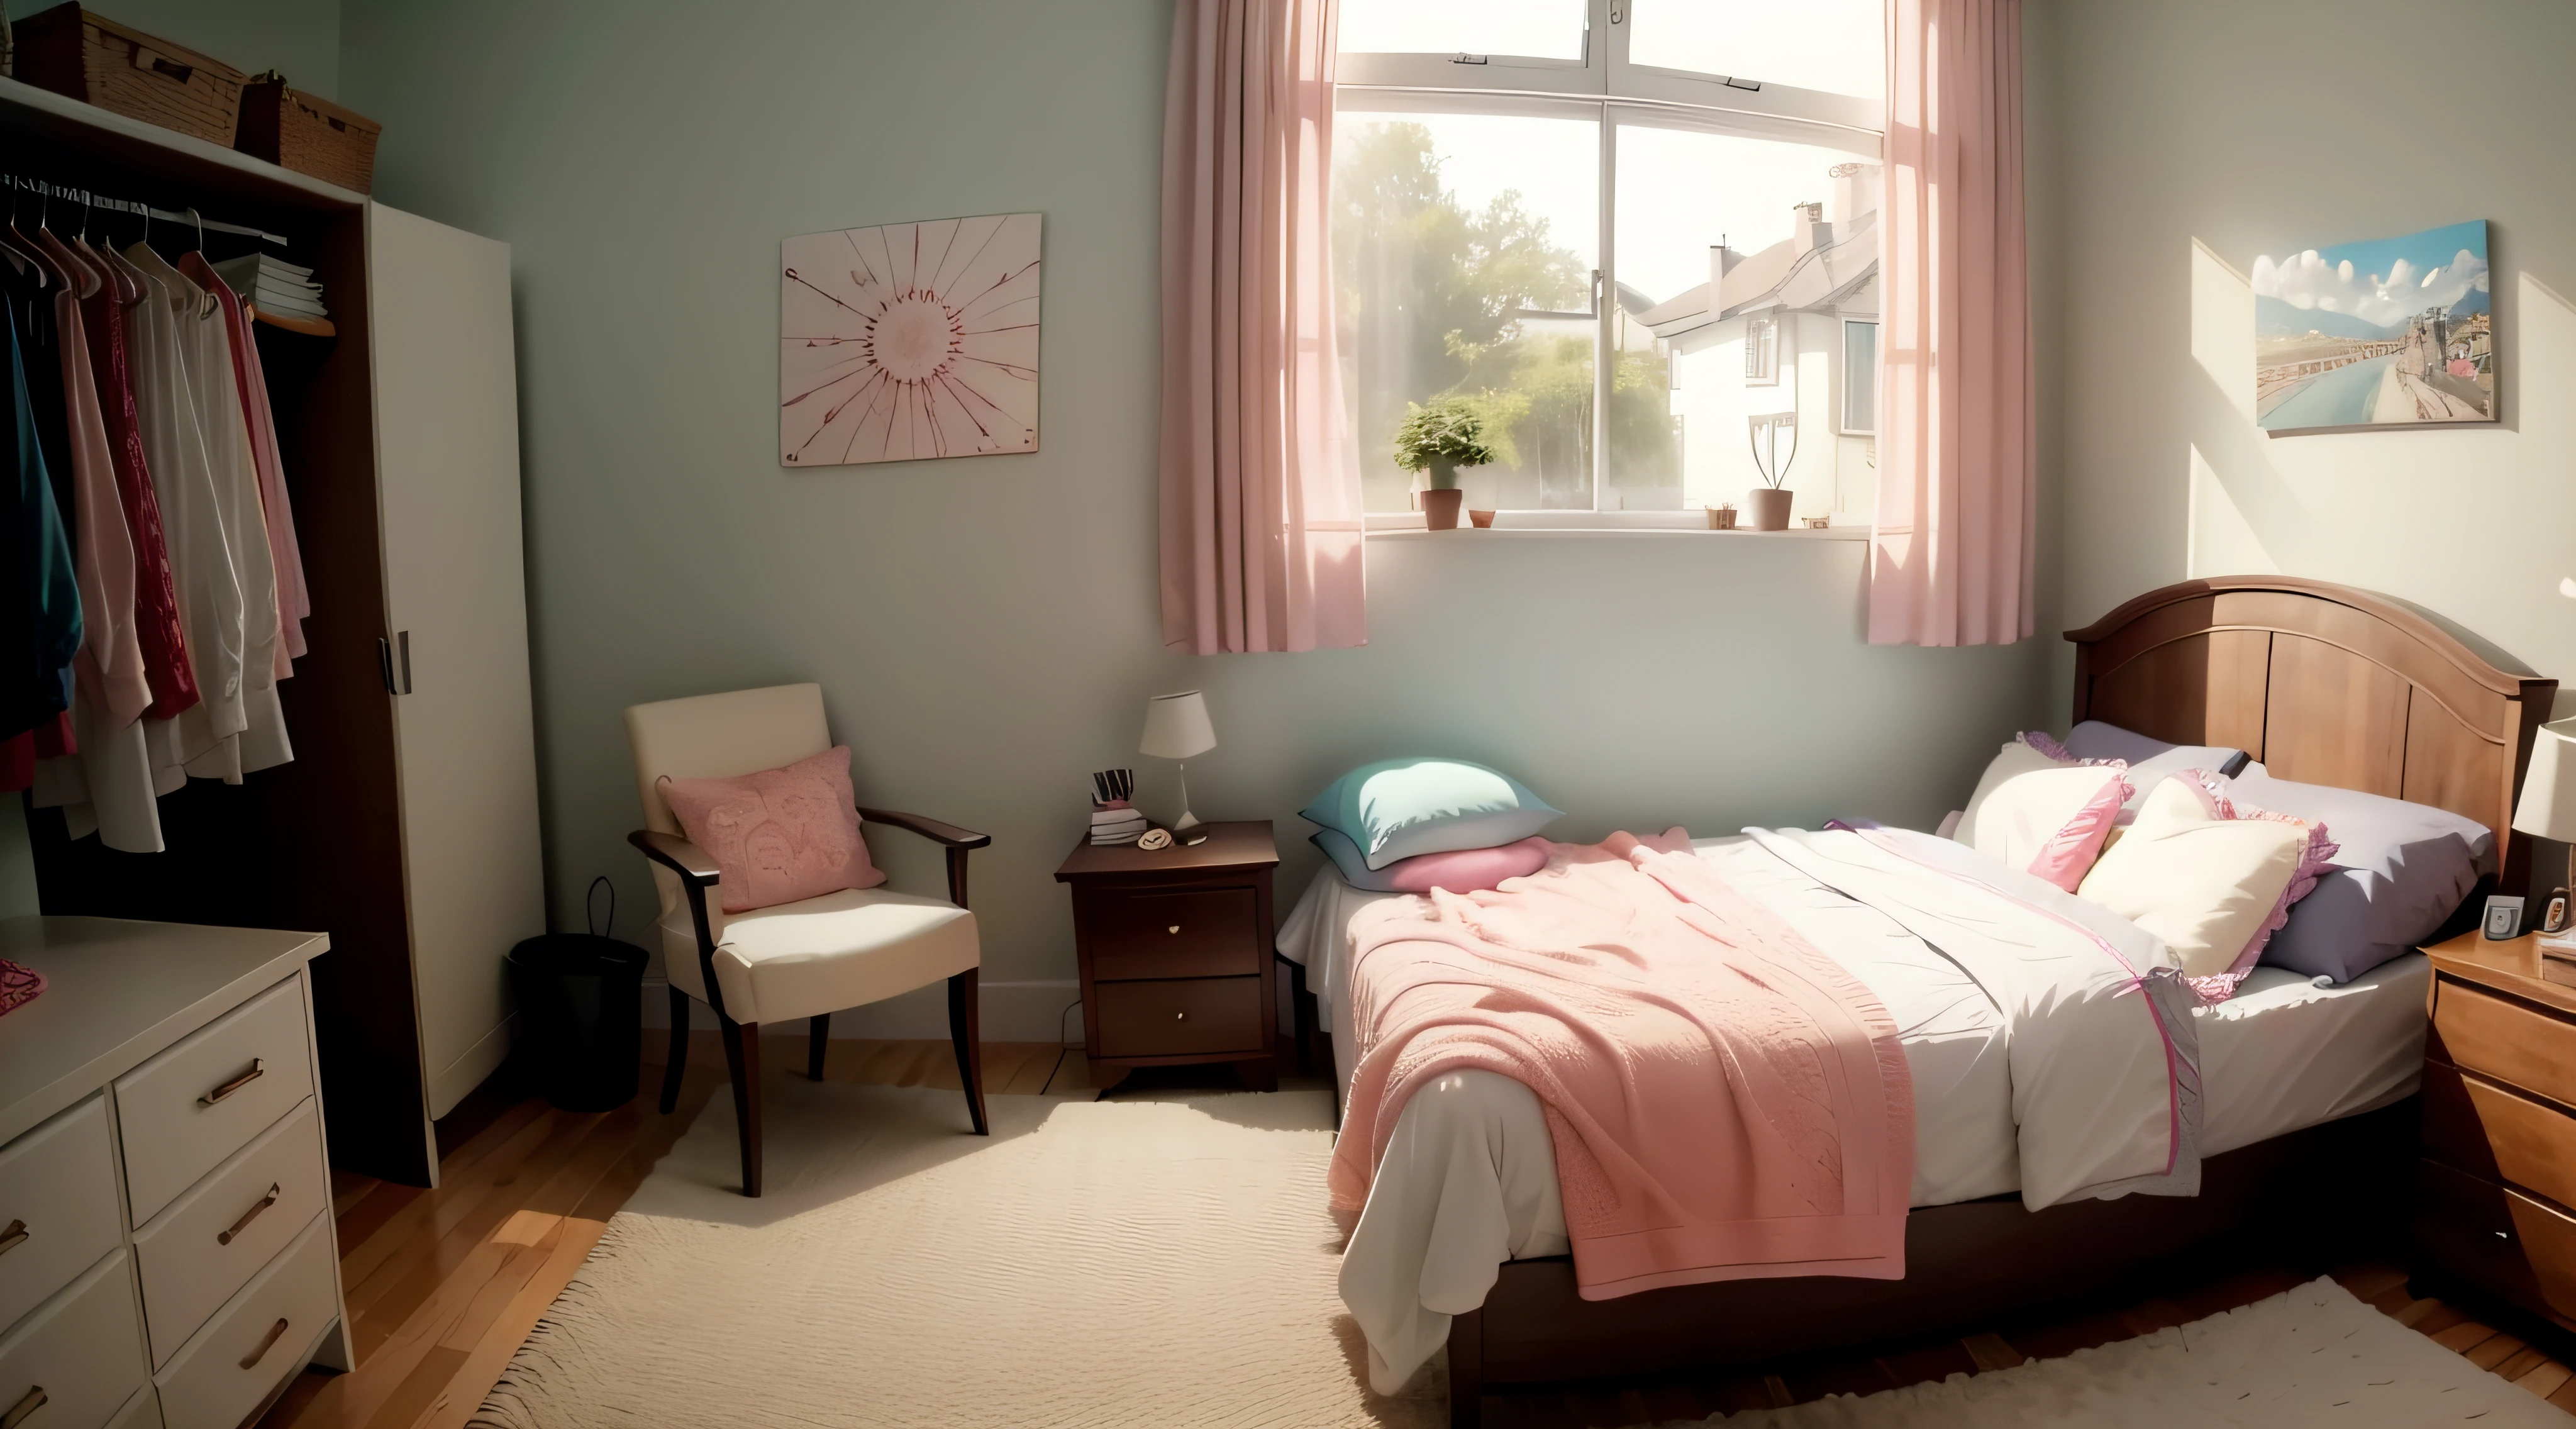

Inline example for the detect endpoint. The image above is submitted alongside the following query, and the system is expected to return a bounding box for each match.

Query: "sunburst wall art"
[779,211,1041,466]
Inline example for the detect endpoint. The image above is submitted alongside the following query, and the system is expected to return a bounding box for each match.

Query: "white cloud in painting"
[2250,246,2489,328]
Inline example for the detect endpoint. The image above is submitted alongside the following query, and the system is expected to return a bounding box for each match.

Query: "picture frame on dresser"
[0,916,350,1429]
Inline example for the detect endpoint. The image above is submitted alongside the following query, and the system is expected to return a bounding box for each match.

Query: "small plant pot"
[1468,509,1496,528]
[1746,487,1794,531]
[1423,487,1465,530]
[1706,505,1737,531]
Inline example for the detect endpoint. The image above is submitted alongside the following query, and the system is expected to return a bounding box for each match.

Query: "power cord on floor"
[1038,996,1084,1096]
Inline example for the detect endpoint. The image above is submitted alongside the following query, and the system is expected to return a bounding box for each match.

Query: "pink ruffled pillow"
[1383,836,1552,894]
[1951,733,2133,892]
[659,745,887,913]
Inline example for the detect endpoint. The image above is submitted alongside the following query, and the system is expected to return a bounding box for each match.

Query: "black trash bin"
[508,888,648,1112]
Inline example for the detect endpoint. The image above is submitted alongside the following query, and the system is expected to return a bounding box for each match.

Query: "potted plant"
[1394,398,1496,531]
[1746,411,1798,531]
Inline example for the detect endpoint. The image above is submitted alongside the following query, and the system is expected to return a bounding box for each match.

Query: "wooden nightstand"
[2416,928,2576,1335]
[1055,820,1280,1091]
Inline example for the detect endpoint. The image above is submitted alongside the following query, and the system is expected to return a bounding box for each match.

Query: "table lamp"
[1140,690,1218,835]
[2512,717,2576,938]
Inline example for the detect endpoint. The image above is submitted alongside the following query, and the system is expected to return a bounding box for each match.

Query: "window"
[1840,319,1878,435]
[1335,0,1885,518]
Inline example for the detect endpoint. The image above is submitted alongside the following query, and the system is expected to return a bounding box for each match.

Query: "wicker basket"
[237,75,380,194]
[14,4,246,147]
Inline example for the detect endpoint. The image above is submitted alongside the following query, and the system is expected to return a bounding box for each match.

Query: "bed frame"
[1442,576,2557,1427]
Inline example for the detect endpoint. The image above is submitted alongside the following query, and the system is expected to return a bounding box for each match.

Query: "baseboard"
[640,976,1084,1044]
[426,1011,516,1120]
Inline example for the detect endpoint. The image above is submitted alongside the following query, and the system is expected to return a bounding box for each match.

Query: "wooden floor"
[262,1039,2576,1429]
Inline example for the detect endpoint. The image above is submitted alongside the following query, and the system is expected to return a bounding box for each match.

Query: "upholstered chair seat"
[655,887,978,1028]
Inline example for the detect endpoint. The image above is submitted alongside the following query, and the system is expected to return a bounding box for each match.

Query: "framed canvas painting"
[2253,218,2494,435]
[780,212,1041,466]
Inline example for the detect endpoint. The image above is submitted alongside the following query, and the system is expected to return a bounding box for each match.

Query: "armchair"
[625,684,992,1196]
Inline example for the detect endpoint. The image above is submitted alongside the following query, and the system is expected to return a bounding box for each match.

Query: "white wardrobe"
[13,77,546,1186]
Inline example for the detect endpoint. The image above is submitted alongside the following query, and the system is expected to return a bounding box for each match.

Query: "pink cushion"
[1384,836,1552,894]
[659,745,887,913]
[1952,734,2132,891]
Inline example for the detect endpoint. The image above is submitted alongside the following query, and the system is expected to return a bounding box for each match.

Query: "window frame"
[1334,0,1884,520]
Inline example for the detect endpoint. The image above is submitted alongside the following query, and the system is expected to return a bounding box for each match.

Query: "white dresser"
[0,918,347,1429]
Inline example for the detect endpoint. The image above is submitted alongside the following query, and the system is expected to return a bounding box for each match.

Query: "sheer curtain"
[1869,0,2035,648]
[1158,0,1367,655]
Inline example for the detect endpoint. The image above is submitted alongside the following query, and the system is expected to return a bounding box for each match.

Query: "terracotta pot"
[1423,487,1465,530]
[1746,487,1794,531]
[1468,509,1496,528]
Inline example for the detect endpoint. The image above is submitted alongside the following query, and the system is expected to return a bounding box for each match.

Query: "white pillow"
[1953,737,2131,891]
[2076,774,2336,997]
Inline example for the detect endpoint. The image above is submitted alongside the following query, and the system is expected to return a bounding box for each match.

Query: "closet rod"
[1,174,291,248]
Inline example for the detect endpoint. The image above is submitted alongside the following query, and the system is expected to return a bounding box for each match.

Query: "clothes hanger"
[0,180,35,282]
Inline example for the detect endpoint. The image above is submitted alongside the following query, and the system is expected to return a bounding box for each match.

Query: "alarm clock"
[2484,894,2527,941]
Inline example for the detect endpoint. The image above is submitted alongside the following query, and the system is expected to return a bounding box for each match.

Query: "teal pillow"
[1300,757,1562,870]
[1310,828,1406,892]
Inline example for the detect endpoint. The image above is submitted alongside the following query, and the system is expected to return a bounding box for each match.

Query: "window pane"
[1335,111,1599,513]
[1610,124,1877,516]
[1841,320,1877,433]
[1338,0,1588,61]
[1628,0,1885,106]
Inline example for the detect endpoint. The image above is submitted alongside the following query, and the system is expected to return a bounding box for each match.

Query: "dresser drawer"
[115,977,313,1226]
[2414,1156,2576,1328]
[153,1213,333,1429]
[105,1385,163,1429]
[2421,1060,2576,1211]
[0,1250,150,1429]
[133,1099,327,1366]
[1092,976,1263,1059]
[1089,887,1260,981]
[2431,980,2576,1110]
[0,1095,121,1337]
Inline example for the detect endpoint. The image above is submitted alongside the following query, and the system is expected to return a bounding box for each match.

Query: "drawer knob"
[240,1316,291,1371]
[201,1057,266,1107]
[1175,1011,1187,1021]
[0,1220,24,1257]
[1168,925,1180,935]
[219,1182,283,1246]
[1,1386,44,1429]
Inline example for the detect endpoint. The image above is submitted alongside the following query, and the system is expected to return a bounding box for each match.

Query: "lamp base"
[1172,810,1204,833]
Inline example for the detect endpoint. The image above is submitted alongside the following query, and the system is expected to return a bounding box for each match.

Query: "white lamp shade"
[2514,718,2576,842]
[1140,690,1217,760]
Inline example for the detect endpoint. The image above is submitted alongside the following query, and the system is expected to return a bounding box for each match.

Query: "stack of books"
[214,252,327,320]
[1089,769,1148,845]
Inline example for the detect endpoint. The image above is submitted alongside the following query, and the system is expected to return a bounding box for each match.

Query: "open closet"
[4,74,543,1187]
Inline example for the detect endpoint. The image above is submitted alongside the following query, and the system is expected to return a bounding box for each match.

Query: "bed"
[1279,576,2556,1426]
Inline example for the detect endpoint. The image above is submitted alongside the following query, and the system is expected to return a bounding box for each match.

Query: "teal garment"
[4,295,79,741]
[1300,757,1562,870]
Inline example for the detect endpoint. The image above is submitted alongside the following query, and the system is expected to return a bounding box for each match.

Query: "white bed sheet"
[1277,835,2430,1211]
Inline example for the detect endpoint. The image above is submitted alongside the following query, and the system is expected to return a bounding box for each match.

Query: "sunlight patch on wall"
[2190,239,2256,425]
[2187,443,2275,579]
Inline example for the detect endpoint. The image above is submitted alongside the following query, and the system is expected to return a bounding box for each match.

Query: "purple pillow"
[2062,720,2250,779]
[2224,764,2491,983]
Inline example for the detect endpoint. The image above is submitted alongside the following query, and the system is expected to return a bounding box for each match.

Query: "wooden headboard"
[2067,576,2557,892]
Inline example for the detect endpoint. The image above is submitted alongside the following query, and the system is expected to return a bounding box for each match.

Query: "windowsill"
[1365,511,1873,540]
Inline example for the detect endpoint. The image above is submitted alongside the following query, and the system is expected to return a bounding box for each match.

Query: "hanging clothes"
[0,242,79,784]
[72,233,195,720]
[124,242,286,780]
[184,253,308,671]
[115,245,244,775]
[1,262,80,795]
[26,229,160,852]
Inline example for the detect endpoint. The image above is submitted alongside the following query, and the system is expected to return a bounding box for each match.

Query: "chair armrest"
[629,828,720,886]
[857,807,992,850]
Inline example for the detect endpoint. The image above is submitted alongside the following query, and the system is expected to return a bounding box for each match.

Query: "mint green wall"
[318,0,2049,1033]
[6,0,340,97]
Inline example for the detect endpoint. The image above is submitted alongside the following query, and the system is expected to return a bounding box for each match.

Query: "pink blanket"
[1328,831,1914,1300]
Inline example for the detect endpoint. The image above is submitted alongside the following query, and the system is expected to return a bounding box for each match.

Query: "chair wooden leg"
[719,1015,763,1197]
[948,969,989,1135]
[807,1012,830,1081]
[659,986,691,1115]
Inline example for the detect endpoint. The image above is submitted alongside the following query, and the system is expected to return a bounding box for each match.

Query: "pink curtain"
[1868,0,2035,647]
[1159,0,1367,655]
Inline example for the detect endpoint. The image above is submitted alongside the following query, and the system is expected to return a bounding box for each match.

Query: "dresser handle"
[1,1386,43,1429]
[1167,925,1180,934]
[219,1183,282,1246]
[201,1058,265,1106]
[1175,1011,1187,1021]
[240,1316,291,1371]
[0,1220,24,1256]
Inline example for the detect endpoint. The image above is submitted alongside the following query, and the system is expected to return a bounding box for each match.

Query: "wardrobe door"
[365,202,548,1119]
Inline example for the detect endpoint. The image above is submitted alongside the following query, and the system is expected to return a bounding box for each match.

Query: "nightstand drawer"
[1092,976,1263,1058]
[2432,980,2576,1109]
[2422,1060,2576,1210]
[1091,888,1259,981]
[2416,1158,2555,1320]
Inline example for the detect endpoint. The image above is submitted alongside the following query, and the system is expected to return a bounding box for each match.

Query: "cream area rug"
[470,1078,1440,1428]
[1687,1277,2573,1427]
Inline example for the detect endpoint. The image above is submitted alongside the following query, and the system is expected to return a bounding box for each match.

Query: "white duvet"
[1282,830,2430,1393]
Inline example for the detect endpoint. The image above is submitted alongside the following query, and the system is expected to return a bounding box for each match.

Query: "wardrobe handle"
[378,638,397,694]
[1,1386,43,1429]
[397,630,413,693]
